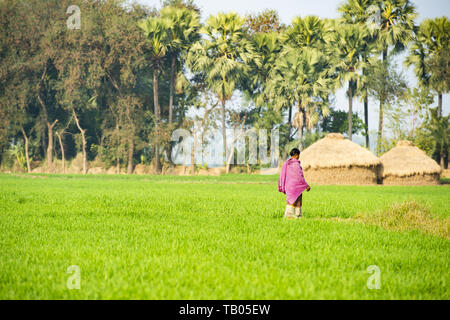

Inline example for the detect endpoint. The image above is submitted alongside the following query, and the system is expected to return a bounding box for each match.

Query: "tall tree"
[267,46,334,150]
[242,13,288,145]
[0,0,37,172]
[338,0,378,147]
[405,17,450,118]
[187,12,260,163]
[244,32,282,108]
[426,107,449,169]
[49,0,105,174]
[139,15,171,174]
[327,22,369,141]
[283,16,329,49]
[102,1,147,174]
[375,0,417,154]
[26,0,72,170]
[160,6,200,125]
[367,58,407,154]
[276,16,335,147]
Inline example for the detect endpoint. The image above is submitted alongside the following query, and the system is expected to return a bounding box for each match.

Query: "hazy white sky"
[139,0,449,24]
[136,0,449,152]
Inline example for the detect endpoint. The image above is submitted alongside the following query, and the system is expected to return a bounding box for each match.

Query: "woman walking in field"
[278,148,311,219]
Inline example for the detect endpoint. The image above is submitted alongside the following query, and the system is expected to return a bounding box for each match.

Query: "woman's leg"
[294,194,302,218]
[285,200,295,219]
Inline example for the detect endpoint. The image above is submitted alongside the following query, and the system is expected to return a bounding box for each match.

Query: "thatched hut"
[380,140,441,185]
[299,133,381,185]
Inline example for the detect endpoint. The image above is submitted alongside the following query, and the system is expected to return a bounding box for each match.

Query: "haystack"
[380,140,441,185]
[299,133,381,185]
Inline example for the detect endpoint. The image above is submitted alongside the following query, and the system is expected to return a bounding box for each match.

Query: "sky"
[139,0,449,24]
[137,0,449,156]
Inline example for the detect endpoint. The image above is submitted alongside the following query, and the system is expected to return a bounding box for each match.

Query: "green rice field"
[0,173,448,299]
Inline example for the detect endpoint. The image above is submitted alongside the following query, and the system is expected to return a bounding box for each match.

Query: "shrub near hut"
[299,133,381,185]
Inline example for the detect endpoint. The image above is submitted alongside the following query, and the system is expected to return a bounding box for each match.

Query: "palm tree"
[283,16,328,49]
[160,6,200,125]
[327,22,369,141]
[339,0,416,153]
[187,12,259,163]
[281,15,331,132]
[243,32,284,128]
[267,46,334,150]
[377,0,417,59]
[427,107,449,169]
[138,16,170,174]
[375,0,417,155]
[339,0,378,148]
[339,0,376,25]
[246,32,282,107]
[405,17,450,117]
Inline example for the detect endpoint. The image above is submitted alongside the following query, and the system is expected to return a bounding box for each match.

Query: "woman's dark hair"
[290,148,300,157]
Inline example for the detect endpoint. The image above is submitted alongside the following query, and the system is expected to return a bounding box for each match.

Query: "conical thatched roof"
[380,140,441,177]
[299,133,380,169]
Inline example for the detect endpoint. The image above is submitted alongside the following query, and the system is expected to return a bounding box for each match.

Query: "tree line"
[0,0,448,174]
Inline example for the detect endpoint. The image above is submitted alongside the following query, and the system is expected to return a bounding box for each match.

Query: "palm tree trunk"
[438,93,442,117]
[377,98,384,156]
[20,126,31,173]
[191,131,196,175]
[153,70,162,174]
[298,105,304,151]
[377,49,388,155]
[348,81,353,141]
[159,55,176,170]
[169,55,176,125]
[288,106,292,125]
[221,99,227,165]
[440,151,445,169]
[225,117,246,174]
[364,93,369,148]
[167,58,175,165]
[298,128,303,151]
[166,58,176,165]
[288,106,292,138]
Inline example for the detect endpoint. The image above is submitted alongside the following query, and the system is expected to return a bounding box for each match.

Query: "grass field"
[0,173,448,299]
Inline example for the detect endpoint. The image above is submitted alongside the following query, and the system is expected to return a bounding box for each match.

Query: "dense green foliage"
[1,0,448,173]
[0,173,448,299]
[321,108,365,135]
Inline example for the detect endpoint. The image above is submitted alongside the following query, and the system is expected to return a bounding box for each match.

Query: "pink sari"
[278,158,309,205]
